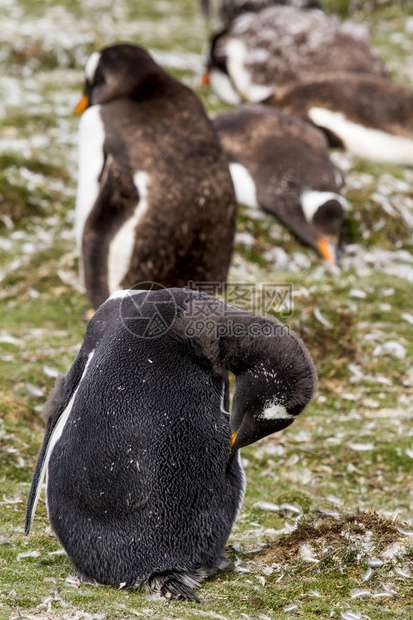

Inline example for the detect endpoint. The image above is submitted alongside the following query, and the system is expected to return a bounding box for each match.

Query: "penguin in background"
[205,6,387,105]
[74,44,237,310]
[201,0,321,28]
[266,73,413,166]
[26,288,316,601]
[213,105,348,264]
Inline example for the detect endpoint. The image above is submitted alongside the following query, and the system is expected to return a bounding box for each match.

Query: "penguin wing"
[92,153,140,223]
[25,349,96,535]
[25,375,69,535]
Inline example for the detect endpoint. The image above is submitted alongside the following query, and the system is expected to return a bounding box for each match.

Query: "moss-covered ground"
[1,0,412,618]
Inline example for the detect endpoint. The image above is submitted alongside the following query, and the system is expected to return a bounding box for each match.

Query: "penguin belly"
[45,339,244,591]
[106,171,151,294]
[309,107,413,165]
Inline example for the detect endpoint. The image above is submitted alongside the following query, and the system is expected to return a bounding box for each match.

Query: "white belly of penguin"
[75,106,105,250]
[309,107,413,165]
[107,171,150,293]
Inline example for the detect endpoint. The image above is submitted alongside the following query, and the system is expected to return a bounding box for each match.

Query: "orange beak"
[231,431,237,448]
[74,94,89,115]
[201,71,210,86]
[317,238,336,264]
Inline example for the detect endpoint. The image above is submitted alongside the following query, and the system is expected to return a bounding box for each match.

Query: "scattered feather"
[314,308,332,328]
[256,501,280,512]
[349,289,367,299]
[300,543,318,563]
[17,550,40,561]
[367,558,384,567]
[340,611,362,620]
[393,564,411,578]
[0,333,23,346]
[280,502,303,516]
[347,442,375,451]
[372,590,396,599]
[401,312,413,325]
[42,365,60,378]
[318,509,341,519]
[2,495,22,504]
[361,567,374,582]
[24,383,44,397]
[373,341,406,359]
[397,525,413,536]
[350,588,371,599]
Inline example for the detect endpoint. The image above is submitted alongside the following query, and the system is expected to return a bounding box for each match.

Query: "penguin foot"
[147,571,202,602]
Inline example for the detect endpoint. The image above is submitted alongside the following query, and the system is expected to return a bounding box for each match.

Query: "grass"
[1,0,413,619]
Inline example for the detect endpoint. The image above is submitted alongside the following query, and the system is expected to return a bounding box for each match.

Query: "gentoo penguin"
[206,6,387,105]
[201,0,321,27]
[26,288,316,601]
[266,73,413,165]
[75,44,237,309]
[213,105,348,263]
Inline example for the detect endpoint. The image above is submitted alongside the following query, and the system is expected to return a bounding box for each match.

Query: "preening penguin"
[206,6,387,105]
[213,105,348,263]
[26,288,316,601]
[266,73,413,165]
[75,44,237,309]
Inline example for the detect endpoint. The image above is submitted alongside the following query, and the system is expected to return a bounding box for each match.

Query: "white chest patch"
[75,106,105,250]
[261,403,293,421]
[107,171,151,293]
[226,39,273,103]
[301,190,348,224]
[27,351,95,532]
[229,162,259,210]
[308,107,413,165]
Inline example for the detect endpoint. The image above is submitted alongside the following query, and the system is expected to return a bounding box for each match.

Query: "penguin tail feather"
[146,570,205,602]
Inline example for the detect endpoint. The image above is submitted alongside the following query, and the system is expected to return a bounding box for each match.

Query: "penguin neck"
[130,67,176,102]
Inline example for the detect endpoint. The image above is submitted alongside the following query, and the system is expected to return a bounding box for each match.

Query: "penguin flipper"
[25,349,95,535]
[147,571,201,603]
[25,375,68,535]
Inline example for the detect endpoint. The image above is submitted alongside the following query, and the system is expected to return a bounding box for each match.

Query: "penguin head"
[205,31,242,105]
[75,44,165,113]
[229,330,316,453]
[300,190,348,264]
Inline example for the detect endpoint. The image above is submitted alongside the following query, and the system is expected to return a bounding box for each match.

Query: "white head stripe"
[85,51,101,82]
[301,190,348,224]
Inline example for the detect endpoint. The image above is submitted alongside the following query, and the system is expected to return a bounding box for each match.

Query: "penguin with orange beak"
[74,44,237,309]
[26,288,316,601]
[213,105,348,264]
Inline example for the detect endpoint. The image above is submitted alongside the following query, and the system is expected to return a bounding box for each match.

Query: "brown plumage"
[265,73,413,164]
[201,0,321,26]
[213,105,347,262]
[75,44,237,309]
[208,6,387,103]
